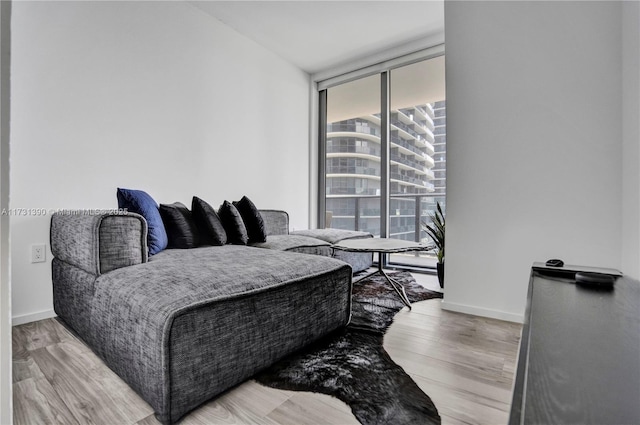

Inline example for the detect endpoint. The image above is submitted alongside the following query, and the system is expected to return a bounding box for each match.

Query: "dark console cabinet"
[509,264,640,424]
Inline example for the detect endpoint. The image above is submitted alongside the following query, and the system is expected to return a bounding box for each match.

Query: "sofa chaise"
[256,209,373,273]
[50,208,370,424]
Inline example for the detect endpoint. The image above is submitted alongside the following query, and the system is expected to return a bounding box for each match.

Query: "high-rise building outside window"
[323,55,445,269]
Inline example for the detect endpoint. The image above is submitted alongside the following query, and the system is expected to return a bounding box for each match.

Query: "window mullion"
[317,89,327,228]
[380,71,390,240]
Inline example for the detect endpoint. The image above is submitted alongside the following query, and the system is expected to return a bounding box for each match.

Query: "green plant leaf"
[421,202,445,261]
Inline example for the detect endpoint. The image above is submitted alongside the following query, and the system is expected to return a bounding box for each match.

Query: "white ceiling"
[188,1,445,75]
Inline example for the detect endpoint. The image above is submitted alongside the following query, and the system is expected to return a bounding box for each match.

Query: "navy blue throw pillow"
[218,201,248,245]
[233,196,267,243]
[159,202,200,249]
[117,188,168,255]
[191,196,227,246]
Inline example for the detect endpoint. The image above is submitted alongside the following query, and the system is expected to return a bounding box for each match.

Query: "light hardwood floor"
[12,273,522,425]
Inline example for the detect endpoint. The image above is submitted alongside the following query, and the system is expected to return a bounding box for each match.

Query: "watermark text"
[1,208,129,216]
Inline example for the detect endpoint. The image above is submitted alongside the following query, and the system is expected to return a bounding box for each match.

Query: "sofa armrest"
[50,212,148,276]
[259,210,289,236]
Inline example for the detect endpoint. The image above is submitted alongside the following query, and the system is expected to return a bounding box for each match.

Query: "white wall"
[0,1,12,422]
[622,1,640,280]
[10,1,311,323]
[443,1,626,322]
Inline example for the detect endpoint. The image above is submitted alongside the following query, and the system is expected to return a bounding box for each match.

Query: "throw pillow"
[116,188,168,255]
[191,196,227,246]
[159,202,200,249]
[233,195,267,243]
[218,200,249,245]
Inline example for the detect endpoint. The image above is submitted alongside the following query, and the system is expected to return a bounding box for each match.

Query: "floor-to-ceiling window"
[320,53,445,270]
[324,74,381,235]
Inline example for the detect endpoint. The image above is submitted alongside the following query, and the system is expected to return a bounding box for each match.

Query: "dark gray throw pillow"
[159,202,200,249]
[218,200,249,245]
[233,195,267,243]
[191,196,227,246]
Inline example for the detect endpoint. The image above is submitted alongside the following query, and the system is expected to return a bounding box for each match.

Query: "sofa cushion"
[291,228,374,273]
[192,196,227,246]
[251,234,332,257]
[218,201,248,245]
[159,202,200,249]
[116,188,168,255]
[291,228,373,244]
[233,196,267,243]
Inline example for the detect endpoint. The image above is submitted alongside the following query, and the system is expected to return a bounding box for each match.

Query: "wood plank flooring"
[12,274,522,425]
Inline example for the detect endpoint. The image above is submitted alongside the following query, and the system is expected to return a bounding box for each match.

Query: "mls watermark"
[1,208,128,216]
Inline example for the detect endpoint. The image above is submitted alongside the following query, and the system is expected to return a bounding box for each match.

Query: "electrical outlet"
[31,244,46,263]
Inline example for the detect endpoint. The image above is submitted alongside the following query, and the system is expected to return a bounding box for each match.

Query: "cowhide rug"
[255,270,444,425]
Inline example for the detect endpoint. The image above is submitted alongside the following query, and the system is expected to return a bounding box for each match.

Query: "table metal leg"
[352,260,412,310]
[333,244,428,310]
[352,268,380,284]
[380,268,412,310]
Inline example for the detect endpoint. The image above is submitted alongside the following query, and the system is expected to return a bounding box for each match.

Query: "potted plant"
[423,202,445,288]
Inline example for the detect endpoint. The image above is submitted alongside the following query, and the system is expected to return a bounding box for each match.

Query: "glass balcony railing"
[425,103,435,117]
[327,194,443,234]
[390,153,427,171]
[390,172,429,186]
[391,136,426,157]
[328,122,380,137]
[326,145,381,156]
[392,121,420,139]
[325,193,446,269]
[326,166,379,176]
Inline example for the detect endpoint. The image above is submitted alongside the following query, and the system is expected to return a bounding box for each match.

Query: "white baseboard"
[440,300,524,324]
[12,309,56,326]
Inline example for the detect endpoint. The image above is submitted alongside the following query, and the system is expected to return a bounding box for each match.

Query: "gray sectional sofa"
[50,209,372,424]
